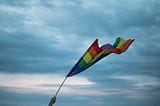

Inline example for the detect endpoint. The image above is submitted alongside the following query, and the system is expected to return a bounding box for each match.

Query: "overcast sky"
[0,0,160,106]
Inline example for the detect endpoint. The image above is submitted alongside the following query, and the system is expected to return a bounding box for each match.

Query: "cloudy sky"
[0,0,160,106]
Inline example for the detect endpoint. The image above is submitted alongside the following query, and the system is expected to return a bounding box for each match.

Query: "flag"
[67,37,134,77]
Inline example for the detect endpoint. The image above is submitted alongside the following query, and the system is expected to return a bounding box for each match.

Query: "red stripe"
[92,39,102,54]
[86,39,102,58]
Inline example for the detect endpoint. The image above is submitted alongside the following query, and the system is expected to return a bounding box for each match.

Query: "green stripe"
[91,52,111,65]
[78,58,87,68]
[113,37,120,48]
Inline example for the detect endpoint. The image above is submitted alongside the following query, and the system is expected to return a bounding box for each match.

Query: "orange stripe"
[119,39,134,52]
[88,46,97,58]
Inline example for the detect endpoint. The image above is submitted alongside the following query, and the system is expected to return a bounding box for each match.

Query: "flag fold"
[67,37,134,77]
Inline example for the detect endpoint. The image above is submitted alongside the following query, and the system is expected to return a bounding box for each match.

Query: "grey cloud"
[0,0,160,106]
[0,31,75,73]
[41,0,160,36]
[0,0,27,7]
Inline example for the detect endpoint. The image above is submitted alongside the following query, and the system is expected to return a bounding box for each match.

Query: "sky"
[0,0,160,106]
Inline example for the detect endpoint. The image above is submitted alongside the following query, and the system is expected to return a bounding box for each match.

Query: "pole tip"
[48,96,56,106]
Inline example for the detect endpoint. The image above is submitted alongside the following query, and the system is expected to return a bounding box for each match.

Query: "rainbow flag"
[67,37,134,77]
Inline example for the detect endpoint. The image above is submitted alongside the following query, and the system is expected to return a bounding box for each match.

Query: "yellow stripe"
[83,53,92,63]
[117,38,126,48]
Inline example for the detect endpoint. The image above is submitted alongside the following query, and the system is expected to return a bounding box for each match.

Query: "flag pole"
[48,76,68,106]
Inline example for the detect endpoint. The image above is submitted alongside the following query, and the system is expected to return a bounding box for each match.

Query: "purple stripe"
[101,44,113,50]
